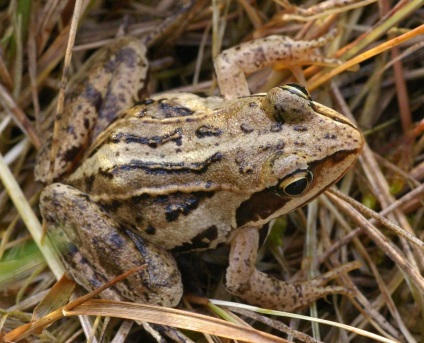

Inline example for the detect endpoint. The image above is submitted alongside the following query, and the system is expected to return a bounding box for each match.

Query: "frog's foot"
[40,183,183,307]
[225,227,355,311]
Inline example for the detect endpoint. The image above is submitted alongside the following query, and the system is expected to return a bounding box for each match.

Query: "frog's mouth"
[235,149,361,228]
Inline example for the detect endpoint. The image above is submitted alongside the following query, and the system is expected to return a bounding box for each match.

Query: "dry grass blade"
[0,152,63,277]
[32,275,75,321]
[207,300,399,343]
[47,0,83,184]
[309,24,424,90]
[4,266,145,342]
[328,187,424,250]
[0,0,423,342]
[5,297,287,343]
[65,300,287,343]
[0,82,40,149]
[326,190,424,294]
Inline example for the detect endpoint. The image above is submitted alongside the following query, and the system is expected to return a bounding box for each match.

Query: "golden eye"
[277,170,313,197]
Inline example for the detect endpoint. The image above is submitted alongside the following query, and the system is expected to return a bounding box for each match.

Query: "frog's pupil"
[284,178,308,196]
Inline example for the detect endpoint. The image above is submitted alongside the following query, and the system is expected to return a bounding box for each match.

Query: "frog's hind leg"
[40,183,183,307]
[226,227,356,311]
[34,37,148,183]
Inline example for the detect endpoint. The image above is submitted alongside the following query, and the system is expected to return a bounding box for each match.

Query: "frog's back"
[66,93,266,251]
[64,92,280,251]
[67,92,275,197]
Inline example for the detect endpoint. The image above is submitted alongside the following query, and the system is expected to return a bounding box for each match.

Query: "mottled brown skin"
[39,35,363,309]
[42,183,182,305]
[214,30,340,99]
[35,38,148,183]
[225,228,357,311]
[65,89,362,253]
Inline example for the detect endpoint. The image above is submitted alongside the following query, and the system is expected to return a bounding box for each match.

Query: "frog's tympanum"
[37,33,363,311]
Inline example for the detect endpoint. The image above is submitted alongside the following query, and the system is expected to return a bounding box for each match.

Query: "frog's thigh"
[40,183,182,307]
[226,228,353,311]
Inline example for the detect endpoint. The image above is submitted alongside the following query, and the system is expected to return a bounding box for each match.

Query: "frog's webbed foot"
[40,183,183,307]
[226,227,355,311]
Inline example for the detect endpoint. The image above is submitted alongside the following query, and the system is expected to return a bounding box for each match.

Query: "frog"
[36,30,364,311]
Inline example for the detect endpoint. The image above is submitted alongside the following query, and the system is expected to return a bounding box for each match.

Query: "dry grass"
[0,0,423,342]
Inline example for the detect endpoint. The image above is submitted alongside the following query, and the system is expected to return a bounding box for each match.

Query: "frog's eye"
[281,83,311,100]
[276,170,313,197]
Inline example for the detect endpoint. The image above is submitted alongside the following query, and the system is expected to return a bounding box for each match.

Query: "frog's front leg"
[214,30,340,99]
[40,183,182,307]
[226,228,354,311]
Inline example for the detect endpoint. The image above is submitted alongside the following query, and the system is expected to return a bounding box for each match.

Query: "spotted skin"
[39,32,363,310]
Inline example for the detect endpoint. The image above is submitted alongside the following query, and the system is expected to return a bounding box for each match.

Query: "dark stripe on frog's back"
[79,153,224,193]
[85,94,265,162]
[85,97,198,158]
[104,128,183,149]
[69,95,269,193]
[124,97,196,120]
[90,122,223,158]
[109,151,223,176]
[73,145,226,194]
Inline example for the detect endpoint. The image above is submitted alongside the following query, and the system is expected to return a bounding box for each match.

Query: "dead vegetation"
[0,0,423,342]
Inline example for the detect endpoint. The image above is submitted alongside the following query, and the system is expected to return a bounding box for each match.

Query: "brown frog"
[37,32,363,310]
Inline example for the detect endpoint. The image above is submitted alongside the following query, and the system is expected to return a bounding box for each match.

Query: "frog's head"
[235,84,364,228]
